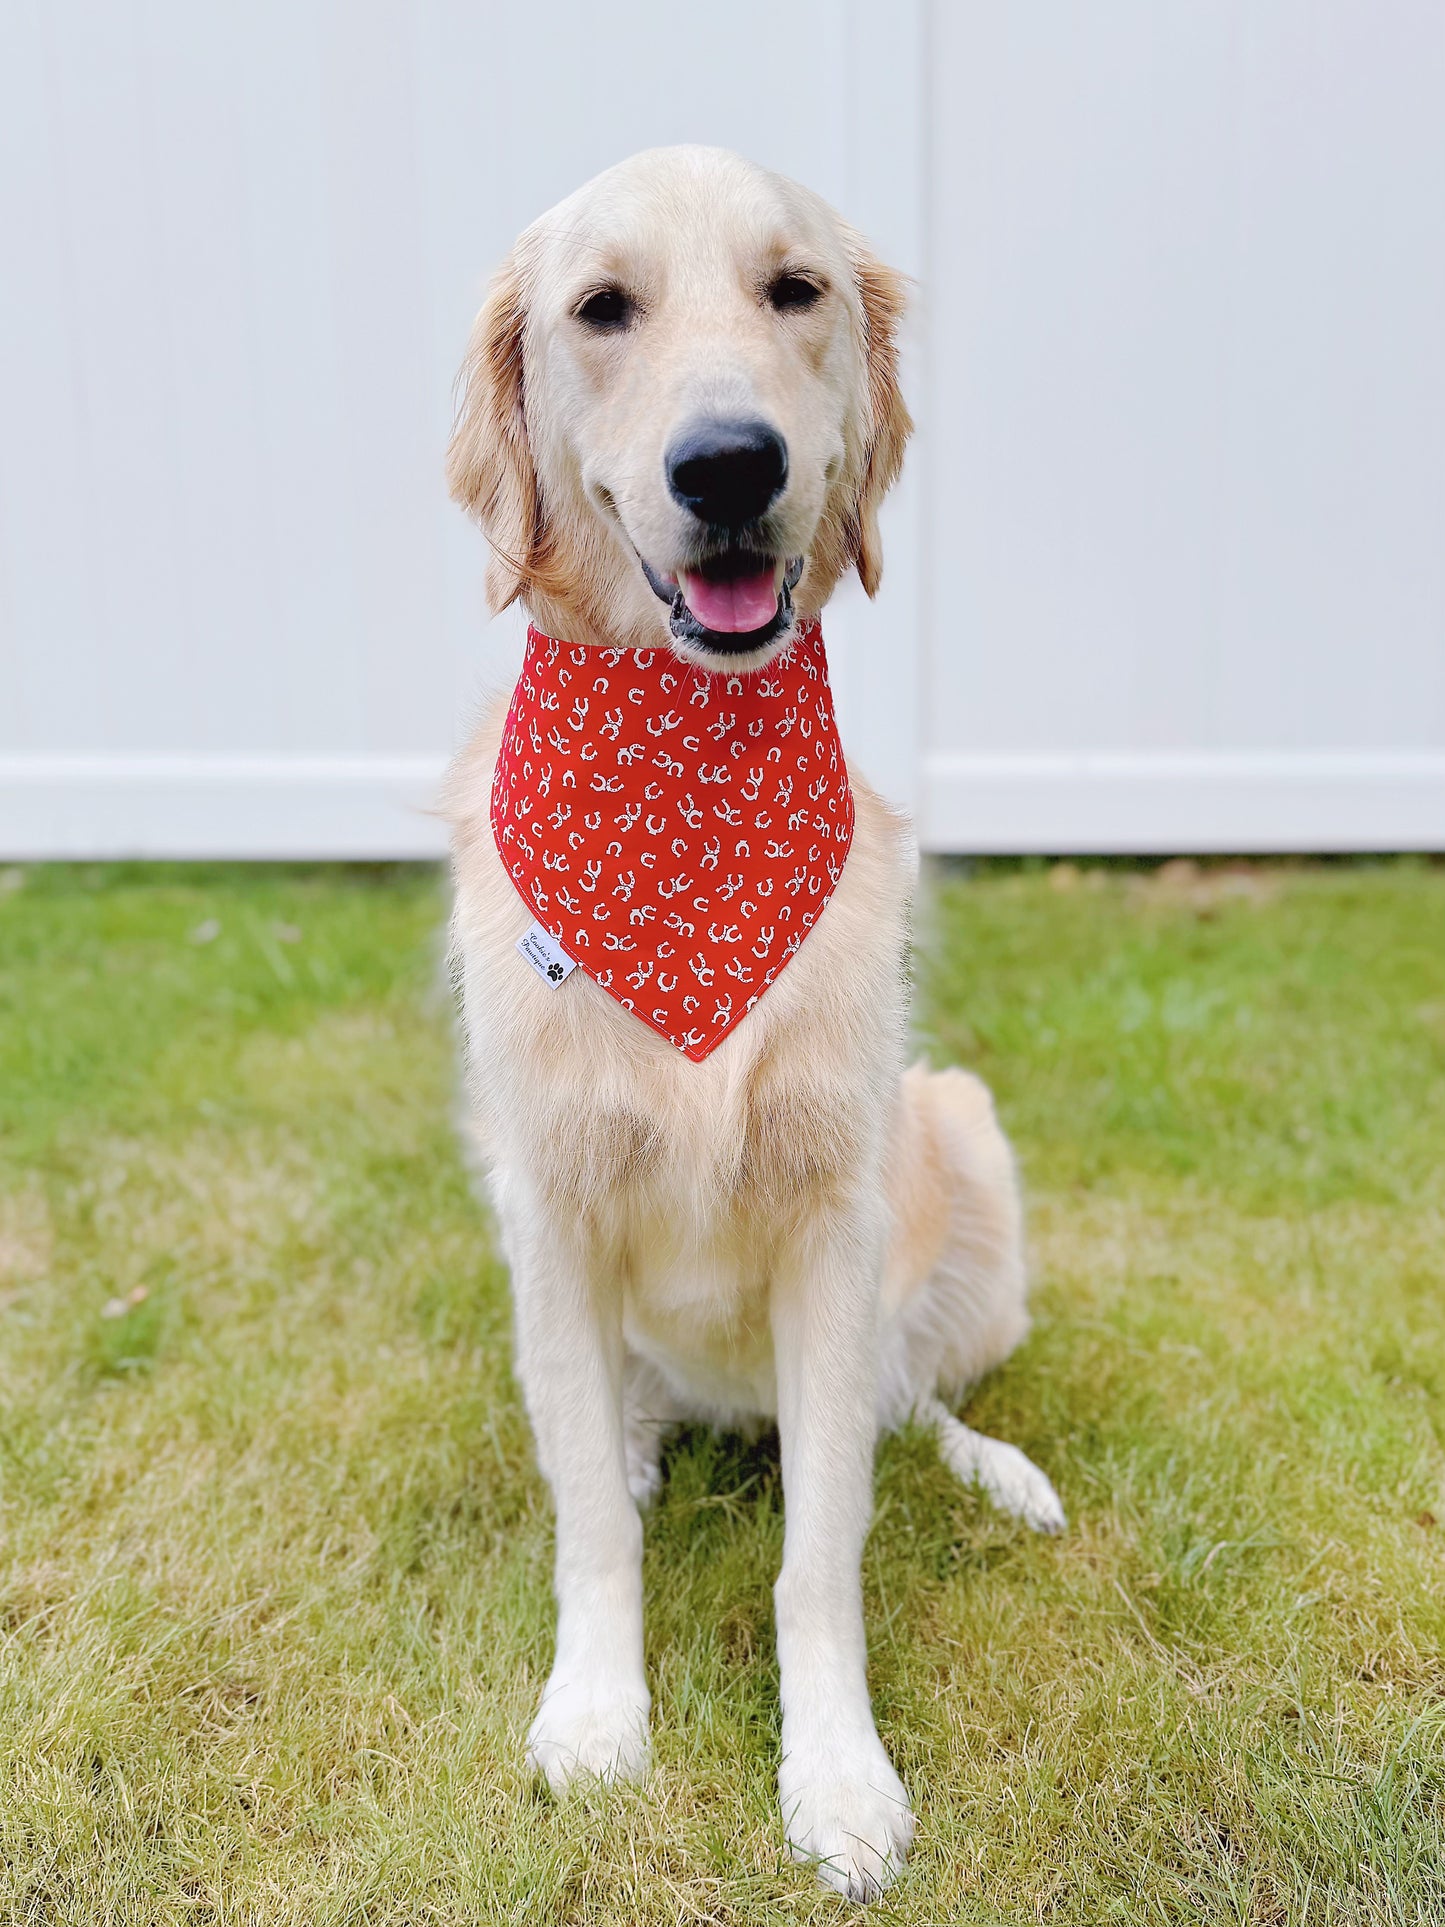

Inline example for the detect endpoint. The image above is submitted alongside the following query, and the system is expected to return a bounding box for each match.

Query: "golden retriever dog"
[443,145,1063,1902]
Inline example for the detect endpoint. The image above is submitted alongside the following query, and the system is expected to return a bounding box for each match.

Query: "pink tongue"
[679,565,779,634]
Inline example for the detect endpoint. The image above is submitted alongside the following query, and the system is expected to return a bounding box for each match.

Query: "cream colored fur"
[443,146,1062,1904]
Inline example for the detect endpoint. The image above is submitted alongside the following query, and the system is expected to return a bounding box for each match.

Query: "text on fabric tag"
[516,921,577,987]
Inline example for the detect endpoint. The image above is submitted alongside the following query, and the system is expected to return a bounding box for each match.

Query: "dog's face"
[449,147,911,669]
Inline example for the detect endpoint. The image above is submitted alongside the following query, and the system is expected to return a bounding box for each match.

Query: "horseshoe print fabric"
[490,622,855,1061]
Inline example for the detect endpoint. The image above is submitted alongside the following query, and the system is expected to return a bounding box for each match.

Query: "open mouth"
[639,550,804,655]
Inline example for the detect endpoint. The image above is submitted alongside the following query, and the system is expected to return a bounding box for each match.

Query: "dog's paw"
[526,1675,651,1794]
[625,1449,663,1511]
[623,1416,665,1511]
[972,1439,1067,1534]
[933,1410,1068,1537]
[781,1745,914,1902]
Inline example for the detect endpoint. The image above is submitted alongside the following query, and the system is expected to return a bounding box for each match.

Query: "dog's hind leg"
[882,1063,1066,1533]
[622,1354,684,1510]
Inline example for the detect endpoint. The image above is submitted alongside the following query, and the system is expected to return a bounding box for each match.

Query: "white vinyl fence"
[3,1,1442,857]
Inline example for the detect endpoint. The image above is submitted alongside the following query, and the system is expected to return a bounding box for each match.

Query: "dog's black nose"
[665,418,788,528]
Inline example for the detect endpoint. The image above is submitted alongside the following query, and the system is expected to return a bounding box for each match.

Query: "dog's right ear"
[447,254,548,612]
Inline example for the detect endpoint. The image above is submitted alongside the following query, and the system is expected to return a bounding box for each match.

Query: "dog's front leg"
[510,1207,649,1792]
[772,1200,913,1901]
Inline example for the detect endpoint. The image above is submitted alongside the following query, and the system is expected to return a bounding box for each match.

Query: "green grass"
[2,856,1443,1926]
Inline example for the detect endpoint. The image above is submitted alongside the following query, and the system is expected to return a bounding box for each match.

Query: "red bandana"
[491,621,854,1060]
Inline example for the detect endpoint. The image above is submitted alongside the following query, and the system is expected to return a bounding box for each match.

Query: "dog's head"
[449,146,911,670]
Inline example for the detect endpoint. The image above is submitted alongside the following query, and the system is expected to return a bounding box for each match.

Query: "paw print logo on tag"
[516,922,577,988]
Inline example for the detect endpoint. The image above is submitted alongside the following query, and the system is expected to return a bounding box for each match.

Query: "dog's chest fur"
[446,701,914,1418]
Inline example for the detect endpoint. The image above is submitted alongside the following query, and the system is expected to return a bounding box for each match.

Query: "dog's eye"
[767,272,823,312]
[575,287,631,330]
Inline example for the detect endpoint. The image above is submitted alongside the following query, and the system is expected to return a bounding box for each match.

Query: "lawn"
[1,857,1443,1926]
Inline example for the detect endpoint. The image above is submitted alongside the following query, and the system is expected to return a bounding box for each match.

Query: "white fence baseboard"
[4,750,1442,861]
[0,757,450,860]
[923,752,1445,854]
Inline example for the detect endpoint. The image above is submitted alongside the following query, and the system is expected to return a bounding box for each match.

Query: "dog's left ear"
[848,239,913,597]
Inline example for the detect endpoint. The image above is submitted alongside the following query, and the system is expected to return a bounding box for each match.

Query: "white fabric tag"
[516,921,577,987]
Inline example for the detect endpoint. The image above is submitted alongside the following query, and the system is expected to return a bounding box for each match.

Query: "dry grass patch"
[1,858,1443,1923]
